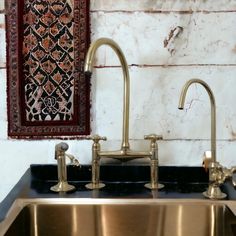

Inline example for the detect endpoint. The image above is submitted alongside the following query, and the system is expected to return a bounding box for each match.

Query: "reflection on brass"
[50,142,80,192]
[202,150,212,171]
[84,38,163,190]
[2,198,236,236]
[178,79,236,199]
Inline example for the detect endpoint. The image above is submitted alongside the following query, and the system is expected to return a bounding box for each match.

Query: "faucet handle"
[87,134,107,143]
[231,167,236,187]
[144,134,163,143]
[66,153,80,167]
[208,164,236,187]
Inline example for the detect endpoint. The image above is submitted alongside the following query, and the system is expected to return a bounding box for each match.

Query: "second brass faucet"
[179,79,236,199]
[84,38,163,190]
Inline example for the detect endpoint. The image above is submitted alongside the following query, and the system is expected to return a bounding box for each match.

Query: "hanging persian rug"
[6,0,90,138]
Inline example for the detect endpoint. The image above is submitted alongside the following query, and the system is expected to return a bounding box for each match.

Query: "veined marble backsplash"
[0,0,236,201]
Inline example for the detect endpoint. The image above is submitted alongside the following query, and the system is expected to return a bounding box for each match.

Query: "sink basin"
[2,199,236,236]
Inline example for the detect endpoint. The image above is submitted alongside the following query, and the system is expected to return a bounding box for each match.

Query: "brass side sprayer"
[50,142,79,193]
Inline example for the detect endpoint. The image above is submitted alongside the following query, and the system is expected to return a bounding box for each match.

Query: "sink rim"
[1,197,235,235]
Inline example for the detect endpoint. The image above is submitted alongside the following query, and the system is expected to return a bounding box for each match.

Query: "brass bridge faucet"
[84,38,163,190]
[50,142,79,193]
[179,79,236,199]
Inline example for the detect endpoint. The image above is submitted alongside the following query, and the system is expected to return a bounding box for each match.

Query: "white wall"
[1,0,236,201]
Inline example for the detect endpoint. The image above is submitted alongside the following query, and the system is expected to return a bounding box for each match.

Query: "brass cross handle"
[66,153,80,166]
[87,134,107,143]
[144,134,163,143]
[208,164,236,187]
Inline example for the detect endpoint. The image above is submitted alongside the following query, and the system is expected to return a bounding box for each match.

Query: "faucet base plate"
[144,183,164,190]
[203,191,226,199]
[50,181,76,193]
[85,183,105,190]
[203,185,227,199]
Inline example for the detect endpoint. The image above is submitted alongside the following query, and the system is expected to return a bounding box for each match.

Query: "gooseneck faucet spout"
[178,79,216,163]
[84,38,130,151]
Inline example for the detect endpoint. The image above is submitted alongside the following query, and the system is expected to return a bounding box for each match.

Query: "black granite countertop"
[0,164,236,221]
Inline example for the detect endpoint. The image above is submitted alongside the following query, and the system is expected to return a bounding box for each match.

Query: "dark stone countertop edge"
[1,164,236,222]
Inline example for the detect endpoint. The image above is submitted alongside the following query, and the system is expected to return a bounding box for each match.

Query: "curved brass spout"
[178,79,216,162]
[84,38,130,151]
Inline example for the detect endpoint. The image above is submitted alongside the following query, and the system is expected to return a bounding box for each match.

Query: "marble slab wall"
[0,0,236,201]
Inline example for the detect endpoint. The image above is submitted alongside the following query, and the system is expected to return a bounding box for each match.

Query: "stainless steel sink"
[2,199,236,236]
